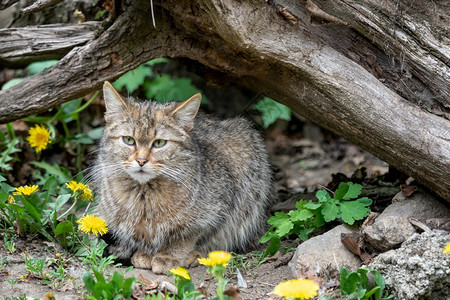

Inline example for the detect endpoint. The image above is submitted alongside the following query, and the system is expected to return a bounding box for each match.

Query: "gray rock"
[363,216,416,251]
[369,230,450,300]
[363,191,450,251]
[289,225,361,277]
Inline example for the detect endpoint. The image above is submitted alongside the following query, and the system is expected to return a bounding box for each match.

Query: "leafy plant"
[24,256,46,278]
[83,269,135,300]
[253,97,291,128]
[340,266,393,300]
[0,123,21,174]
[260,182,372,255]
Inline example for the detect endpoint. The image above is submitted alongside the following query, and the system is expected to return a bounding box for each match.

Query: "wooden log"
[0,0,448,201]
[0,21,103,66]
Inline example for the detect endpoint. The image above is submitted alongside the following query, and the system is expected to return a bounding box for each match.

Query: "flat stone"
[288,224,361,277]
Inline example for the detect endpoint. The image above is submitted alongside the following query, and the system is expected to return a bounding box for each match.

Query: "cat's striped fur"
[93,82,272,274]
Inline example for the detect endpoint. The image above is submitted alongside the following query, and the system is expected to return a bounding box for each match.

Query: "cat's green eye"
[152,139,167,148]
[122,136,136,146]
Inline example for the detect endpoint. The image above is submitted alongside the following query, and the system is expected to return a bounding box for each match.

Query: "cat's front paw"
[131,250,153,269]
[151,254,181,275]
[185,250,203,267]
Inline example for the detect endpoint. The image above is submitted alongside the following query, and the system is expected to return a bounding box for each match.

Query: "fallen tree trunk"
[0,0,449,200]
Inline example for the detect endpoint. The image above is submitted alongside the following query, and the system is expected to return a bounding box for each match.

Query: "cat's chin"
[127,170,156,184]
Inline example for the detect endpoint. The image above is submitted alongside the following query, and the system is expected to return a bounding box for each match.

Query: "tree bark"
[0,0,449,200]
[0,21,103,66]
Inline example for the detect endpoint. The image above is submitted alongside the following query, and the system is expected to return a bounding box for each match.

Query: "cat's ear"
[171,93,201,130]
[103,81,128,115]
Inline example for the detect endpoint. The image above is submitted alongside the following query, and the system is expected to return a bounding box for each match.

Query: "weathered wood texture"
[0,0,449,200]
[0,22,103,65]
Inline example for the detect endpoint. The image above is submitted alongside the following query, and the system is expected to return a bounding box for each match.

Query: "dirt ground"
[0,123,391,299]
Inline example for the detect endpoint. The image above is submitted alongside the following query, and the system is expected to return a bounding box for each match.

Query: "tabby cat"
[93,81,272,274]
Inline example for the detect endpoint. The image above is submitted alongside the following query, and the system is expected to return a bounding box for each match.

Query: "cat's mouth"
[126,167,156,184]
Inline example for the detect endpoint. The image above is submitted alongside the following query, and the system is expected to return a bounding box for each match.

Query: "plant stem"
[57,197,78,221]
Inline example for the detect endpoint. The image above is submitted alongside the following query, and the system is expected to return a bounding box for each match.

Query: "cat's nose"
[136,158,148,167]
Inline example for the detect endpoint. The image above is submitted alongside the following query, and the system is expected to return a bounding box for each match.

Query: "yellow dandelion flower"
[13,185,39,196]
[198,251,232,267]
[8,195,15,203]
[444,243,450,254]
[273,279,319,300]
[27,124,51,153]
[77,215,108,236]
[169,267,191,280]
[66,181,93,201]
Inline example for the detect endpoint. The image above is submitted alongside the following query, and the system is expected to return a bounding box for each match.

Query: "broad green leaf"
[267,212,293,237]
[303,201,322,210]
[111,272,124,289]
[144,75,206,103]
[334,182,349,201]
[290,209,314,222]
[264,235,281,257]
[93,268,106,284]
[316,189,331,203]
[340,201,371,225]
[342,182,362,200]
[53,194,71,212]
[55,221,74,236]
[1,78,25,90]
[340,268,360,295]
[123,276,136,298]
[27,60,59,75]
[259,227,276,243]
[83,272,96,293]
[358,197,372,206]
[321,200,339,222]
[113,63,153,93]
[253,97,291,128]
[298,227,315,241]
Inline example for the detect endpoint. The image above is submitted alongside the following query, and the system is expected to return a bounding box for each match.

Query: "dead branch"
[21,0,63,15]
[0,22,103,66]
[0,0,19,10]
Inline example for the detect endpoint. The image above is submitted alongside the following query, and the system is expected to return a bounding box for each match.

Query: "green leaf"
[83,272,96,293]
[340,268,361,295]
[123,276,135,298]
[93,269,106,284]
[1,78,25,90]
[144,75,206,103]
[26,60,59,75]
[30,161,72,183]
[259,227,276,244]
[358,197,372,206]
[55,221,74,236]
[340,201,371,225]
[20,197,41,223]
[264,235,281,257]
[113,63,153,94]
[334,182,349,201]
[111,272,124,289]
[342,182,362,200]
[321,199,339,222]
[267,212,293,237]
[253,97,291,128]
[316,189,331,203]
[290,209,314,222]
[303,201,322,210]
[53,194,72,212]
[364,286,380,299]
[298,227,315,241]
